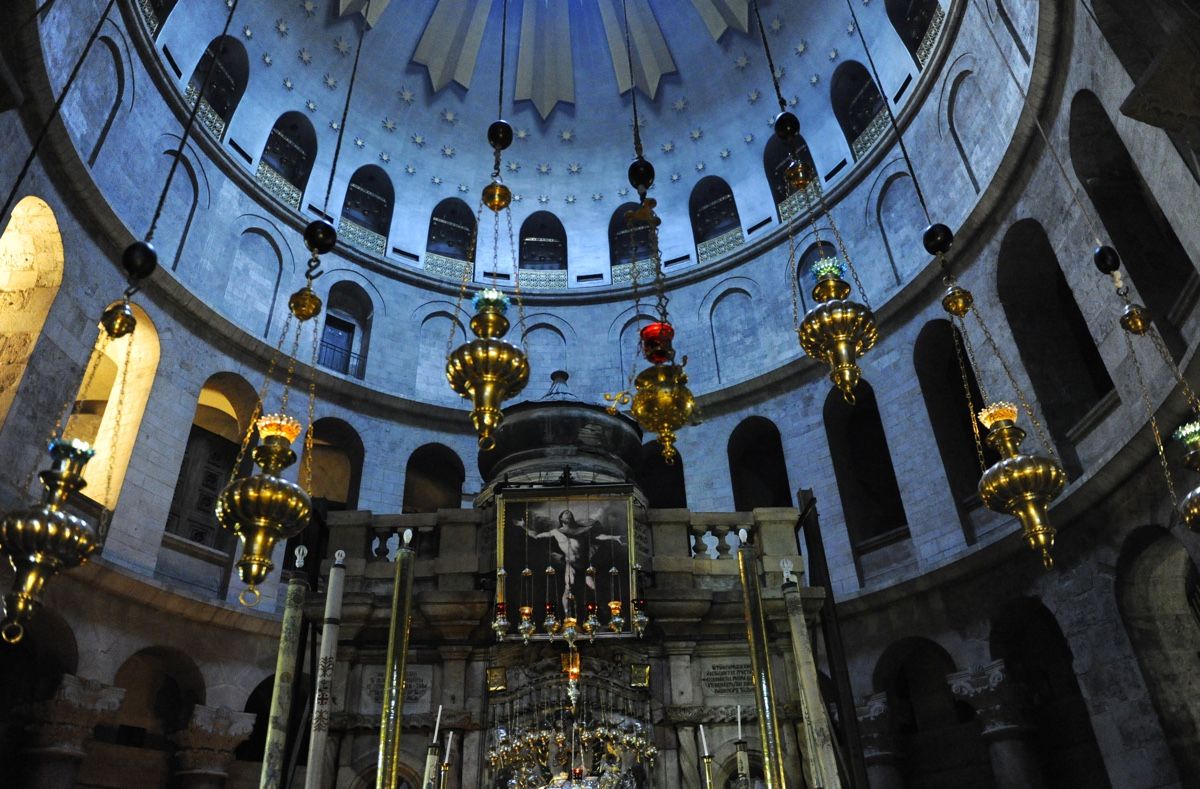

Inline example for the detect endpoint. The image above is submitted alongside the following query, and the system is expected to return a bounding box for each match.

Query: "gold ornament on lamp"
[927,224,1066,568]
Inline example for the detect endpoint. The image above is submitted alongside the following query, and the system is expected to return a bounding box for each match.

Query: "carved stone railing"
[696,227,745,264]
[136,0,161,35]
[339,218,387,256]
[611,258,658,286]
[916,4,947,69]
[778,183,822,222]
[518,267,569,290]
[183,84,226,141]
[254,161,302,210]
[851,110,889,161]
[424,251,472,281]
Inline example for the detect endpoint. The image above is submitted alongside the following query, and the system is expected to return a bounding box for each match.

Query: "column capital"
[171,704,257,778]
[25,674,125,758]
[856,692,903,766]
[946,659,1032,739]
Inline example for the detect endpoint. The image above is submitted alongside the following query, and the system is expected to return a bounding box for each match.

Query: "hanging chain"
[101,334,135,510]
[229,312,292,486]
[1146,326,1200,416]
[968,309,1059,462]
[320,0,370,217]
[950,314,987,472]
[304,318,320,494]
[278,316,305,417]
[1124,330,1178,506]
[506,206,529,355]
[445,202,485,357]
[813,183,870,309]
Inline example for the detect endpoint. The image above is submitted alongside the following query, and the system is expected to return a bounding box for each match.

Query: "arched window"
[727,417,792,511]
[318,281,373,379]
[991,598,1112,787]
[609,202,655,271]
[764,133,818,220]
[426,198,476,263]
[873,638,992,787]
[519,211,567,270]
[689,176,743,262]
[885,0,942,67]
[831,62,886,159]
[303,418,365,510]
[340,165,394,255]
[823,383,908,552]
[0,197,64,433]
[258,112,316,209]
[1117,526,1200,781]
[635,441,687,509]
[63,303,160,511]
[1069,90,1197,356]
[913,320,997,532]
[402,444,465,513]
[187,36,248,140]
[162,374,258,590]
[997,220,1115,465]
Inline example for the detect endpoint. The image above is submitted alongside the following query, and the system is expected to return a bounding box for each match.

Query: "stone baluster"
[856,693,904,789]
[689,523,710,558]
[712,524,734,559]
[946,659,1046,789]
[20,674,125,789]
[171,704,257,789]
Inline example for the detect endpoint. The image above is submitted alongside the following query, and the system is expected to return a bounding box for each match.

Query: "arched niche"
[609,202,655,270]
[74,35,126,167]
[0,610,77,765]
[823,383,909,554]
[913,319,997,536]
[426,197,476,262]
[635,441,687,509]
[226,228,284,338]
[1116,526,1200,782]
[415,310,466,403]
[831,61,886,159]
[319,280,373,380]
[874,637,992,786]
[234,675,273,763]
[0,196,64,433]
[994,0,1031,64]
[886,0,943,67]
[303,417,365,510]
[187,36,248,140]
[727,417,792,511]
[159,146,202,273]
[258,111,317,209]
[709,287,756,384]
[1069,89,1197,356]
[340,165,394,255]
[996,219,1115,466]
[519,211,568,270]
[763,133,817,219]
[990,597,1112,787]
[402,443,465,513]
[64,302,160,511]
[163,373,258,582]
[689,176,743,261]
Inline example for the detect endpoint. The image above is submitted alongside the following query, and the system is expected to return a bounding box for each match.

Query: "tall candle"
[444,731,454,762]
[699,724,709,756]
[737,705,742,741]
[433,705,443,743]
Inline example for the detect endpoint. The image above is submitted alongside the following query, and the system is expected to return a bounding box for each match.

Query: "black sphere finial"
[773,111,800,142]
[923,223,954,256]
[488,119,514,151]
[1093,245,1121,274]
[121,240,158,281]
[628,156,655,193]
[304,219,338,255]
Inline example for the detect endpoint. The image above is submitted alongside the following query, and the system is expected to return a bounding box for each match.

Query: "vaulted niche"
[403,443,465,513]
[831,61,886,159]
[727,417,792,511]
[609,202,655,269]
[258,111,317,208]
[340,165,394,255]
[187,36,248,140]
[426,198,477,263]
[519,211,568,270]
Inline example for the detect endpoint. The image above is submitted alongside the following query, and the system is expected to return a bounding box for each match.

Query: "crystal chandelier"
[445,2,530,450]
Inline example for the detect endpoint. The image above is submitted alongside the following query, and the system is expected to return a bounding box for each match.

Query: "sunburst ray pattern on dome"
[412,0,494,92]
[337,0,390,27]
[690,0,750,41]
[515,0,575,119]
[598,0,677,98]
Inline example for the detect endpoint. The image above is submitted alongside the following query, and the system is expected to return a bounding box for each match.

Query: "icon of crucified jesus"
[515,508,625,614]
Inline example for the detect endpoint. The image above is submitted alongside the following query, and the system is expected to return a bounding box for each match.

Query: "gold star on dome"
[516,128,530,140]
[661,141,674,154]
[382,117,396,132]
[567,162,582,175]
[298,48,312,65]
[411,133,425,146]
[748,89,760,103]
[672,97,688,112]
[398,86,415,105]
[262,53,273,66]
[334,37,350,56]
[565,195,576,204]
[441,145,455,158]
[242,25,253,39]
[323,73,338,89]
[354,137,365,148]
[431,175,442,185]
[560,129,575,143]
[275,18,289,37]
[507,161,521,173]
[536,163,551,175]
[405,164,416,175]
[734,53,750,70]
[301,0,317,16]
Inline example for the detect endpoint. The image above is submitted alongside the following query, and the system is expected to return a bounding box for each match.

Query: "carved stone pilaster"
[856,693,904,789]
[171,704,257,789]
[945,659,1031,740]
[21,674,124,789]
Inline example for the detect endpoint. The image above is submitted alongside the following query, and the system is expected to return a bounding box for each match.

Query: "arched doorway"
[402,443,466,513]
[727,417,792,511]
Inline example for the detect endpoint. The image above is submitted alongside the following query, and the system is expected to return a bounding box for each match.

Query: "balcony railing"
[255,161,302,210]
[318,340,366,379]
[696,226,745,264]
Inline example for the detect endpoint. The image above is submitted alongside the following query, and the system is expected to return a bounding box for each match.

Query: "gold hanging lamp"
[927,225,1066,568]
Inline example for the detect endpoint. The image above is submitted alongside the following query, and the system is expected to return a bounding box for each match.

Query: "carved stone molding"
[945,659,1032,739]
[24,674,125,758]
[856,692,902,765]
[171,704,257,778]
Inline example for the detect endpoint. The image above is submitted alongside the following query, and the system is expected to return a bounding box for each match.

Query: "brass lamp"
[446,288,530,450]
[797,257,878,404]
[215,413,312,604]
[976,403,1066,569]
[0,439,98,644]
[1174,420,1200,530]
[627,355,695,464]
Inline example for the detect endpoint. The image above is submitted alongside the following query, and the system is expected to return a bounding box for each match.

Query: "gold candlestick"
[376,532,416,789]
[438,761,450,789]
[702,753,715,789]
[738,543,787,788]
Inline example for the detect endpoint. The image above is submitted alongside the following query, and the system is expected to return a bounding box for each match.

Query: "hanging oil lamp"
[607,567,625,633]
[1174,420,1200,530]
[928,224,1066,568]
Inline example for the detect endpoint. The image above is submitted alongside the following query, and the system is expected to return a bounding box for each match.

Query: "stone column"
[171,704,257,789]
[20,674,124,789]
[947,660,1045,789]
[856,693,904,789]
[676,723,700,789]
